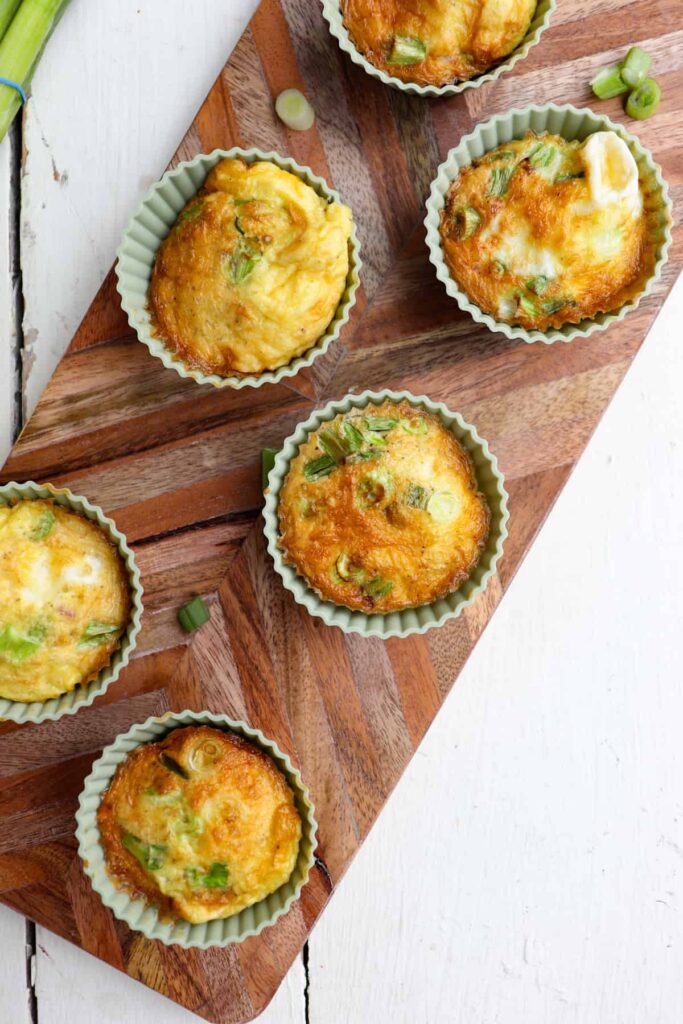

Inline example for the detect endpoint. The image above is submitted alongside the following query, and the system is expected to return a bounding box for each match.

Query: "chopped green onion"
[318,428,350,464]
[486,150,516,163]
[364,416,398,432]
[0,0,22,39]
[400,415,428,436]
[363,576,394,600]
[387,35,427,65]
[621,46,652,88]
[492,259,507,275]
[177,201,204,227]
[347,449,381,464]
[541,297,574,315]
[275,88,315,131]
[362,429,388,449]
[526,275,550,295]
[626,76,661,120]
[357,468,394,506]
[427,491,460,524]
[30,508,55,540]
[159,752,190,780]
[405,483,431,510]
[529,144,556,169]
[518,295,538,318]
[488,164,516,197]
[342,420,365,451]
[261,447,279,490]
[591,63,629,100]
[226,238,261,284]
[304,455,336,481]
[186,862,230,889]
[0,624,43,663]
[335,553,366,583]
[450,205,481,240]
[297,497,316,517]
[78,620,120,648]
[177,596,210,633]
[0,0,72,144]
[122,832,167,872]
[554,171,585,183]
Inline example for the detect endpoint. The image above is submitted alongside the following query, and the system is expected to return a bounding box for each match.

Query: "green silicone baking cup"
[75,710,318,947]
[425,103,673,344]
[321,0,555,97]
[0,482,143,724]
[115,148,361,389]
[263,389,509,638]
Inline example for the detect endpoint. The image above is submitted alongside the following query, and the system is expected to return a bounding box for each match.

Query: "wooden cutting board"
[0,0,680,1020]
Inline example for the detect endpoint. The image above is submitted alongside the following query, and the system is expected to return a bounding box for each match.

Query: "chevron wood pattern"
[0,0,680,1020]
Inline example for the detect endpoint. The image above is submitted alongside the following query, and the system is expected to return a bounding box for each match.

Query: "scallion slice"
[488,164,516,197]
[591,63,629,99]
[518,295,538,318]
[387,35,427,65]
[30,508,55,540]
[275,89,315,131]
[343,420,365,451]
[78,620,120,648]
[526,275,550,295]
[486,150,516,163]
[621,46,652,88]
[364,416,398,433]
[261,447,279,490]
[554,171,585,183]
[450,205,481,240]
[318,428,350,464]
[122,831,167,872]
[363,576,394,600]
[405,483,431,510]
[492,259,507,275]
[335,553,366,583]
[400,415,428,435]
[177,596,210,633]
[427,491,460,524]
[357,468,393,506]
[226,238,261,284]
[541,297,574,315]
[0,624,43,663]
[529,144,556,169]
[303,455,335,481]
[626,76,661,120]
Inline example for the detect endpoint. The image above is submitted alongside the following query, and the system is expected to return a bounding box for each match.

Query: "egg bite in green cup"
[0,481,143,724]
[115,148,361,389]
[425,103,672,344]
[263,389,509,639]
[75,710,318,947]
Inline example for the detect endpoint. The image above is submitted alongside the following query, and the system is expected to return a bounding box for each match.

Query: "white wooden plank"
[20,0,257,424]
[34,927,305,1024]
[0,910,33,1023]
[309,275,683,1024]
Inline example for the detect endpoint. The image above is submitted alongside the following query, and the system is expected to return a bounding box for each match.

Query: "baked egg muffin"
[98,726,303,925]
[0,500,131,704]
[277,400,490,612]
[439,130,657,331]
[149,157,353,376]
[341,0,537,86]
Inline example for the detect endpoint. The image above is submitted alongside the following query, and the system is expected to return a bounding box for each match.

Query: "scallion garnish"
[529,144,556,169]
[450,205,481,240]
[318,428,350,464]
[541,297,574,315]
[525,275,550,295]
[518,295,538,318]
[177,201,204,227]
[364,416,398,432]
[303,455,336,481]
[0,624,43,663]
[405,483,431,510]
[186,862,230,889]
[400,416,428,436]
[122,831,167,872]
[357,468,394,506]
[226,238,261,284]
[177,596,210,633]
[626,76,661,120]
[591,63,629,100]
[30,508,55,540]
[343,420,365,451]
[492,259,507,275]
[363,576,394,600]
[554,171,585,183]
[335,553,366,583]
[621,46,652,88]
[427,492,460,524]
[78,621,120,648]
[387,35,427,65]
[261,447,279,490]
[275,88,315,131]
[488,164,516,197]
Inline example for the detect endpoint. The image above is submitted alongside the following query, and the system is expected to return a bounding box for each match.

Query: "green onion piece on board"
[621,46,652,88]
[261,447,279,490]
[405,483,431,510]
[304,455,336,481]
[275,88,315,131]
[451,205,481,240]
[30,508,55,539]
[590,63,629,99]
[387,35,427,65]
[186,862,230,889]
[122,831,167,872]
[177,596,210,633]
[400,415,428,435]
[626,77,661,120]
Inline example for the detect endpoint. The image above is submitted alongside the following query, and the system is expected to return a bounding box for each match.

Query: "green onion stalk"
[0,0,72,144]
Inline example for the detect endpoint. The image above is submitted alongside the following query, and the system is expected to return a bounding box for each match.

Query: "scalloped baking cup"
[321,0,555,97]
[425,103,673,344]
[263,390,509,638]
[115,148,361,389]
[75,710,318,947]
[0,482,143,724]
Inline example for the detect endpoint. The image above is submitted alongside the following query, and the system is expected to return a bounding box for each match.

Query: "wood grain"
[0,1,681,1021]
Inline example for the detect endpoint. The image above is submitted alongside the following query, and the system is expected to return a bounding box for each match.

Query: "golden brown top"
[341,0,537,86]
[98,726,303,925]
[0,500,131,703]
[278,400,490,612]
[439,131,656,331]
[149,157,353,376]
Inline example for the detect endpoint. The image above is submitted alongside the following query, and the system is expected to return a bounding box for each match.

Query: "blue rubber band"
[0,77,27,104]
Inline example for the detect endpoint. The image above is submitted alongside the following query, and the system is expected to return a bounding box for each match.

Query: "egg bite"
[439,130,657,331]
[341,0,537,86]
[0,500,131,703]
[97,726,303,925]
[277,400,491,613]
[149,157,353,376]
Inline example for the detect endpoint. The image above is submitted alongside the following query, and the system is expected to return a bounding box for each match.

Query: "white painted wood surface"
[1,1,682,1021]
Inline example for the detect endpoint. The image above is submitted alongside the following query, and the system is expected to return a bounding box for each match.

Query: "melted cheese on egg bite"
[277,400,491,612]
[149,157,353,376]
[98,726,303,925]
[0,500,131,703]
[341,0,537,86]
[439,131,656,331]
